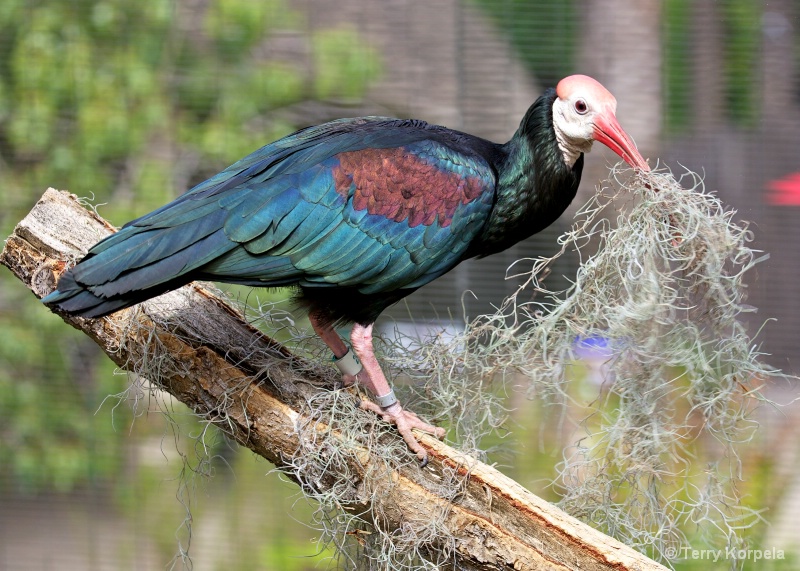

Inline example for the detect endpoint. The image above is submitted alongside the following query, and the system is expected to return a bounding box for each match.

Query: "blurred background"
[1,1,799,569]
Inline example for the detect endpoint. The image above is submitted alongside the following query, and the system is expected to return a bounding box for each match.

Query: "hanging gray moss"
[120,165,775,569]
[382,166,776,568]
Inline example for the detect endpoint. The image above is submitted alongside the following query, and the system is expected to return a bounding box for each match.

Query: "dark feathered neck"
[468,88,583,258]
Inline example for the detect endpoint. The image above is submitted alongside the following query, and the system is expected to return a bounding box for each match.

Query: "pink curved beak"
[593,112,650,171]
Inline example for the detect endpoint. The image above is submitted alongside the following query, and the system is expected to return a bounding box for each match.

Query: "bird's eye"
[574,99,588,115]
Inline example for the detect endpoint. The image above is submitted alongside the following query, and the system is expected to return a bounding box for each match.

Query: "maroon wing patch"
[332,147,487,228]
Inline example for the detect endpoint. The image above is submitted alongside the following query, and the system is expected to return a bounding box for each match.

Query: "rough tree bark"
[1,188,667,571]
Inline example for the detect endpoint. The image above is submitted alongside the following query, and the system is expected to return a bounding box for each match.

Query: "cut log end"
[1,189,669,571]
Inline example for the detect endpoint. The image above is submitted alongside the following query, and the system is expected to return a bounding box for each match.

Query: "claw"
[310,318,446,464]
[360,400,445,464]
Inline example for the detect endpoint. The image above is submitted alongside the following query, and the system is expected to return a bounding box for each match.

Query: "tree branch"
[2,188,667,571]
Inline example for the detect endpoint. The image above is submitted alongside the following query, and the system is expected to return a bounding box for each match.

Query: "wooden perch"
[1,188,668,571]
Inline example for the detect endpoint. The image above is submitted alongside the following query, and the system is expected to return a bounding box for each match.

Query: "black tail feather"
[41,268,191,318]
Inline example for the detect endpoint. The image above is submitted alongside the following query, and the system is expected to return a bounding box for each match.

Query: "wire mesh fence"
[1,1,799,569]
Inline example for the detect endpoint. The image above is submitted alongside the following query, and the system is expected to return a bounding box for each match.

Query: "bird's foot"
[339,372,358,388]
[360,401,445,465]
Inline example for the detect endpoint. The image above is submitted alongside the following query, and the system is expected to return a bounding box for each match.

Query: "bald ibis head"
[552,74,650,171]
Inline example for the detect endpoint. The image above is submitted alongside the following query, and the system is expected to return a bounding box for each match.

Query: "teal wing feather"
[42,117,498,318]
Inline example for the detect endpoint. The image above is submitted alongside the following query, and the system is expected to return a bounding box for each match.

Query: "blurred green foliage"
[0,302,127,493]
[312,26,381,101]
[474,0,577,89]
[720,0,759,126]
[0,0,380,495]
[478,0,761,134]
[0,1,790,568]
[663,0,760,132]
[663,0,692,134]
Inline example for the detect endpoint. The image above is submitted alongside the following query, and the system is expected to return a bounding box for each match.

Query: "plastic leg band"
[333,348,363,377]
[373,389,398,409]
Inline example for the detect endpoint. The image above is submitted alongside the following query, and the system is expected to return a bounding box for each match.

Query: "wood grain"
[1,188,667,571]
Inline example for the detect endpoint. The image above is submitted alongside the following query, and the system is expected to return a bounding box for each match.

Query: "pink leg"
[350,323,445,462]
[309,314,359,387]
[310,315,445,462]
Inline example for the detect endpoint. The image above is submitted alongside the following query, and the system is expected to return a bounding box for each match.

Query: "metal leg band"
[333,348,363,377]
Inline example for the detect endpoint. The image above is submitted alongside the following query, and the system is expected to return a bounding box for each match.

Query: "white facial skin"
[551,76,619,167]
